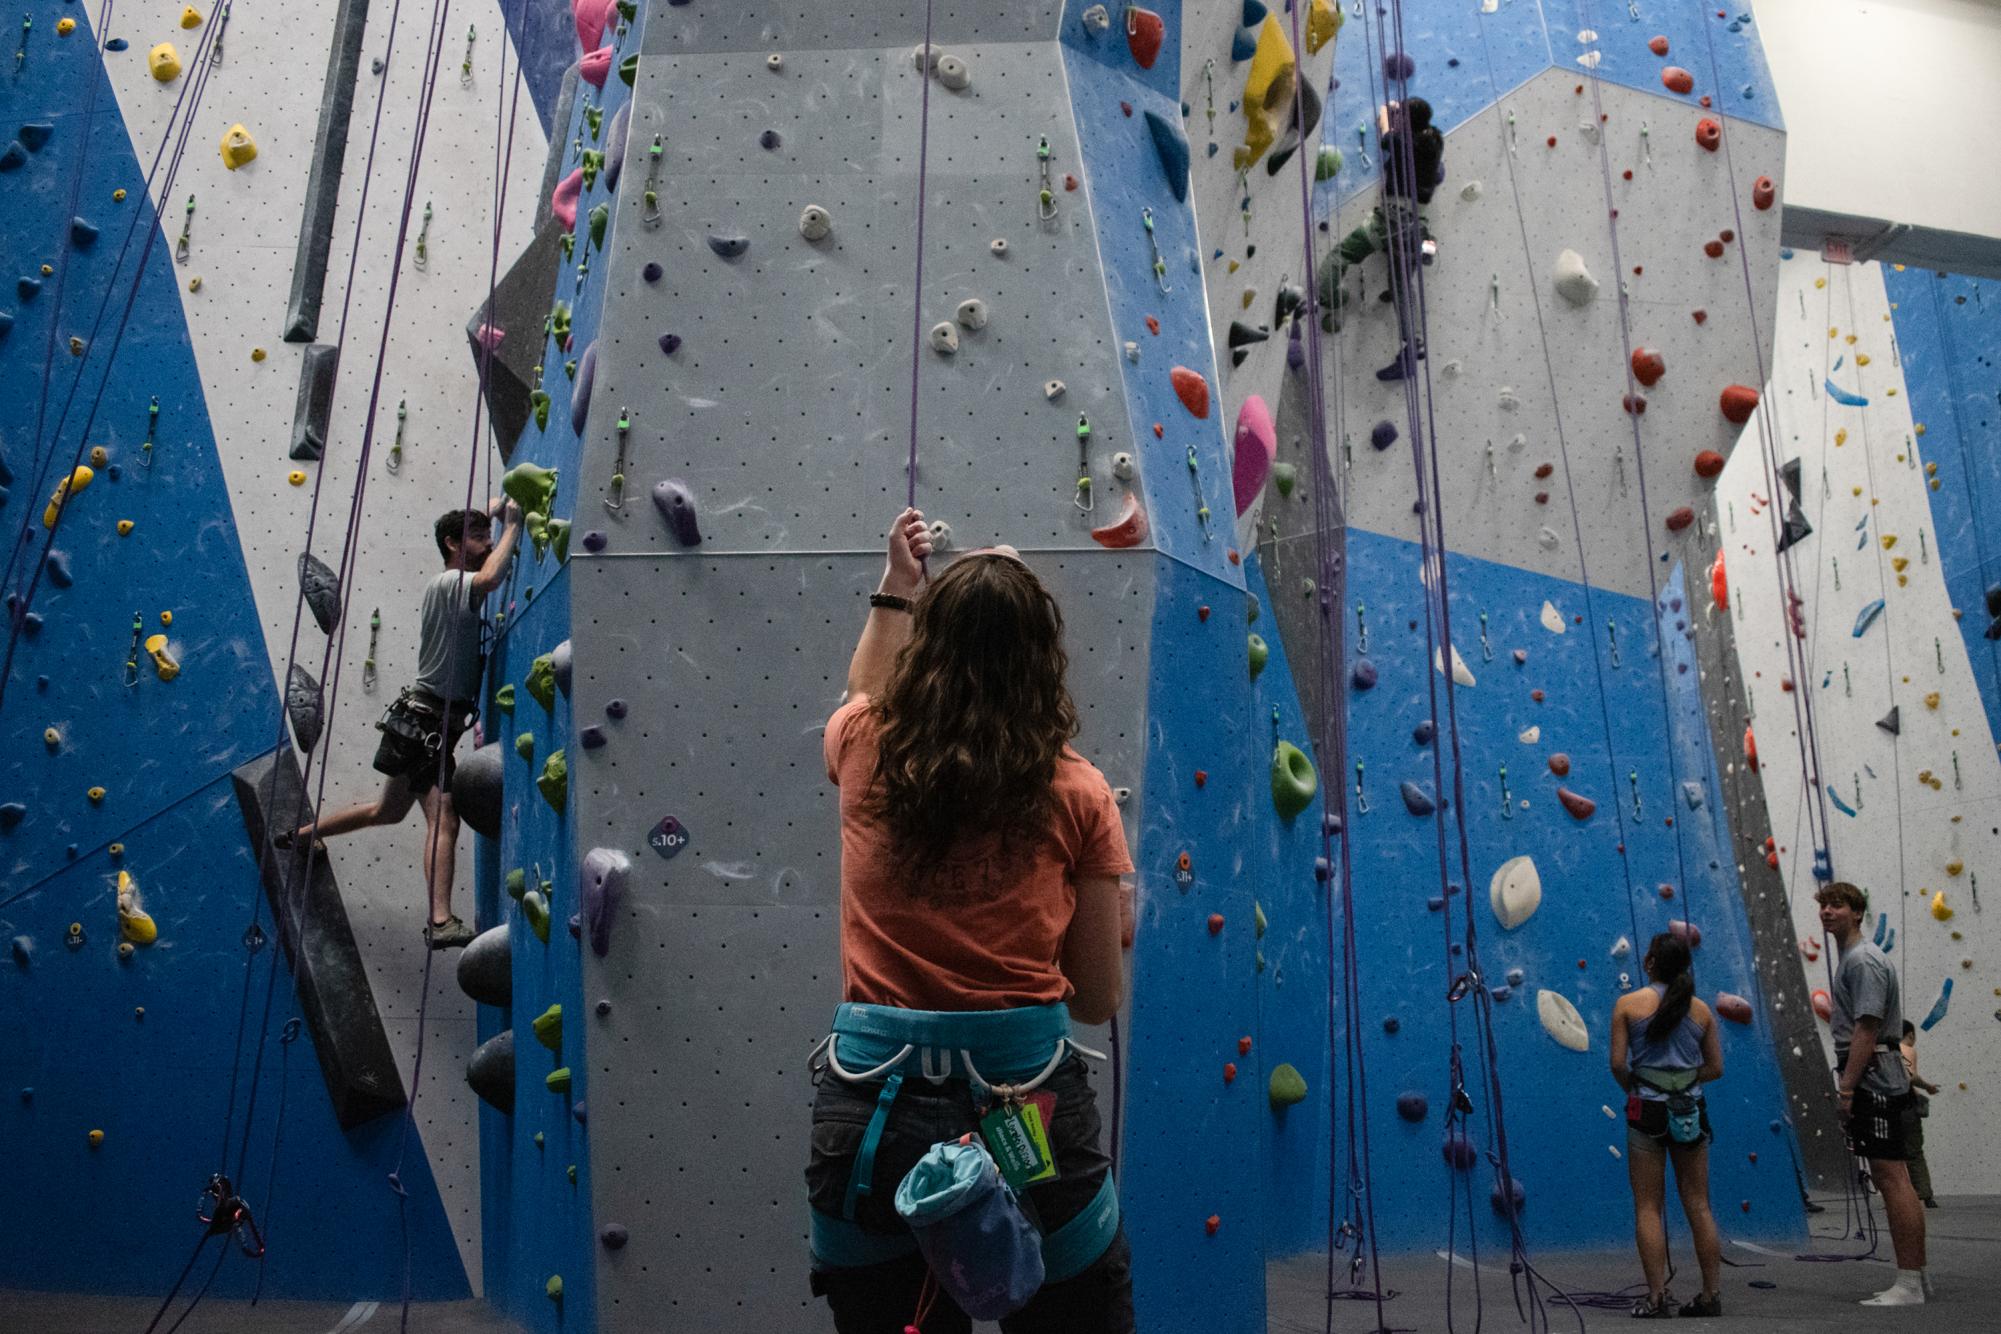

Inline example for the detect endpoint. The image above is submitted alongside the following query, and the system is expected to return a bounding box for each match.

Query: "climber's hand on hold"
[882,507,932,598]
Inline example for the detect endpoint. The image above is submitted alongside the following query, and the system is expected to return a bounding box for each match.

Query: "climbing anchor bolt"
[386,399,407,473]
[123,612,144,688]
[605,408,633,513]
[460,25,476,85]
[414,201,432,271]
[175,195,195,264]
[1073,415,1093,513]
[362,608,380,691]
[1036,135,1057,221]
[1141,207,1170,293]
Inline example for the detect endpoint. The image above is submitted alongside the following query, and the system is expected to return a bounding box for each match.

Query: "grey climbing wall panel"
[639,3,1063,55]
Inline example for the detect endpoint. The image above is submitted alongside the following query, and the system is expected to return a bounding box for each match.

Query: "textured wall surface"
[1721,255,2001,1195]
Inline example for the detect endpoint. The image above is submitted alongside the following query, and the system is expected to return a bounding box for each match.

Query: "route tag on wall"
[648,816,689,860]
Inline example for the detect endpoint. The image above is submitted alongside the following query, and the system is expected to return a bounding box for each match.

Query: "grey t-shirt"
[413,570,485,703]
[1830,938,1908,1096]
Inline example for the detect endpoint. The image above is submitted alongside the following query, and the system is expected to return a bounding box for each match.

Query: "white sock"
[1861,1270,1925,1305]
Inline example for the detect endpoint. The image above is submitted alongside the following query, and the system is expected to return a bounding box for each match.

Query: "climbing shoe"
[1677,1293,1721,1318]
[1375,342,1426,382]
[1629,1292,1675,1319]
[425,915,476,950]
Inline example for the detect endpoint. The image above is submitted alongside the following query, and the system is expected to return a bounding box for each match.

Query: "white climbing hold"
[1540,601,1566,634]
[1124,341,1140,363]
[1081,3,1111,32]
[1489,855,1543,931]
[1460,180,1483,202]
[955,298,989,330]
[798,204,832,241]
[927,520,952,550]
[1434,644,1476,688]
[910,44,939,73]
[1498,386,1520,411]
[766,53,784,72]
[1576,28,1599,42]
[1518,725,1541,743]
[929,321,959,355]
[1611,935,1631,958]
[935,54,971,91]
[1111,451,1135,481]
[1553,249,1599,306]
[1576,51,1602,69]
[990,238,1009,257]
[1537,527,1561,550]
[1441,359,1462,378]
[1537,989,1590,1053]
[1602,1105,1618,1119]
[1044,380,1067,402]
[1577,119,1601,144]
[1111,784,1130,804]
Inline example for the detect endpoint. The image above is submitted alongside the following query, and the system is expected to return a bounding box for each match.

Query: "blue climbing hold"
[0,311,12,341]
[0,802,24,831]
[1241,0,1267,23]
[1370,419,1398,451]
[1825,785,1857,818]
[1144,109,1190,202]
[104,36,128,50]
[18,122,52,151]
[18,276,41,300]
[1850,598,1885,638]
[1780,247,1794,259]
[0,141,24,172]
[70,217,98,247]
[1399,780,1436,816]
[1825,379,1869,407]
[46,551,71,589]
[1230,25,1259,61]
[1396,1091,1428,1122]
[1918,978,1951,1032]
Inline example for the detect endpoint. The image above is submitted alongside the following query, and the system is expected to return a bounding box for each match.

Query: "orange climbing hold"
[1126,6,1164,69]
[1744,725,1758,773]
[1719,384,1760,424]
[1695,118,1721,151]
[1709,550,1728,610]
[1810,989,1832,1022]
[1661,67,1694,94]
[1207,913,1225,935]
[1693,450,1725,479]
[1648,35,1670,56]
[1665,506,1695,532]
[1170,366,1211,419]
[1630,347,1665,387]
[1752,175,1775,210]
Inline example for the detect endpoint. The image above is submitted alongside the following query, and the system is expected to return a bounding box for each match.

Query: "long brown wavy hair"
[869,553,1079,879]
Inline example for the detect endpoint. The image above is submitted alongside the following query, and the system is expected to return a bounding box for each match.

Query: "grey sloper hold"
[706,233,749,259]
[453,742,504,839]
[298,551,342,634]
[457,925,512,1007]
[466,1028,515,1113]
[604,101,630,192]
[652,479,702,546]
[581,846,631,958]
[286,665,325,753]
[550,638,573,696]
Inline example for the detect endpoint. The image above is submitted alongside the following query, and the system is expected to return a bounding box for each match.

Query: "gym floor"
[2,1196,1990,1332]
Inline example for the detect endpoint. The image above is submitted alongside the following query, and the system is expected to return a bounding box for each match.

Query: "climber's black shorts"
[1844,1088,1913,1162]
[372,690,472,794]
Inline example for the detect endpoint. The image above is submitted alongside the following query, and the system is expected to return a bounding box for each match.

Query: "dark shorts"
[1626,1094,1714,1154]
[371,692,472,795]
[1845,1087,1913,1162]
[805,1054,1134,1334]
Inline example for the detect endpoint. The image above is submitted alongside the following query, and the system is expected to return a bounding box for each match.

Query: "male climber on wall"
[1316,96,1445,382]
[276,499,522,949]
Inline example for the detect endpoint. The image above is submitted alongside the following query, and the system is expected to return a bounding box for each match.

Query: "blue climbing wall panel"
[497,0,588,134]
[1882,266,2001,744]
[0,1,464,1300]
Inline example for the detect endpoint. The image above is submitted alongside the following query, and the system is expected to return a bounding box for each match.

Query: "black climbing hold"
[604,103,630,191]
[759,128,780,150]
[579,725,606,749]
[453,743,504,839]
[298,551,342,634]
[456,925,513,1007]
[0,141,24,172]
[104,37,128,50]
[1227,321,1269,349]
[572,341,597,437]
[18,276,41,300]
[19,123,52,151]
[0,311,12,341]
[706,234,749,260]
[1442,1132,1477,1169]
[652,479,702,546]
[1143,110,1190,202]
[466,1029,516,1114]
[291,342,339,461]
[1370,419,1398,451]
[0,802,25,831]
[1490,1176,1526,1218]
[600,1224,629,1250]
[1874,706,1900,736]
[605,698,627,719]
[1412,720,1435,745]
[1396,1091,1428,1122]
[46,550,72,588]
[658,332,681,355]
[581,529,606,552]
[1778,456,1803,501]
[642,261,661,282]
[1399,780,1436,816]
[1382,1016,1400,1034]
[1775,500,1812,553]
[69,217,98,247]
[286,664,325,752]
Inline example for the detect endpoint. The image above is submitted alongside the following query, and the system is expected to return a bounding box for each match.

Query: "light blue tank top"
[1628,983,1704,1101]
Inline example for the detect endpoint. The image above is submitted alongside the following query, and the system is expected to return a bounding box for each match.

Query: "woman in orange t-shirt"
[805,508,1136,1333]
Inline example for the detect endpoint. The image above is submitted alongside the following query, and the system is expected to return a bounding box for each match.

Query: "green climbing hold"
[1253,902,1267,939]
[1255,950,1266,973]
[1271,740,1317,820]
[506,867,526,900]
[525,510,551,561]
[533,1003,563,1051]
[534,1131,546,1147]
[548,302,573,345]
[526,653,558,710]
[503,460,559,515]
[1268,1062,1308,1109]
[588,202,609,251]
[580,149,604,190]
[545,1275,564,1301]
[493,683,515,712]
[515,732,536,762]
[1314,146,1343,182]
[529,388,551,430]
[618,53,638,87]
[548,518,572,563]
[567,1164,577,1183]
[546,1066,572,1094]
[1272,462,1296,497]
[537,750,569,815]
[1248,633,1269,680]
[522,888,551,942]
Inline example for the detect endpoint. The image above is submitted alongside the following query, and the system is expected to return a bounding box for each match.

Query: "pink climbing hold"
[1719,384,1760,424]
[1232,394,1276,516]
[579,43,613,88]
[1694,117,1722,151]
[1715,992,1753,1025]
[1665,505,1695,533]
[574,0,616,52]
[1126,6,1164,69]
[1661,66,1694,94]
[1170,366,1211,419]
[1091,493,1149,549]
[474,323,505,353]
[1647,35,1670,56]
[1667,919,1703,949]
[1630,347,1665,387]
[1752,175,1775,210]
[1693,450,1725,479]
[551,168,584,231]
[1556,787,1596,821]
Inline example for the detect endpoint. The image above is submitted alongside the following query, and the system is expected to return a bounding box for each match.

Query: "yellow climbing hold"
[117,872,158,945]
[87,786,106,804]
[109,843,124,857]
[117,519,134,536]
[113,188,126,202]
[219,124,258,169]
[149,42,182,81]
[1305,0,1342,55]
[40,263,53,276]
[1924,691,1940,711]
[1880,534,1897,550]
[1234,16,1298,171]
[55,16,74,35]
[1914,423,1927,436]
[43,465,94,528]
[88,1129,105,1148]
[1930,892,1953,922]
[188,276,202,292]
[1834,428,1846,447]
[143,634,180,681]
[89,445,108,467]
[1814,277,1826,289]
[68,336,85,356]
[1946,859,1964,877]
[287,470,307,486]
[1856,353,1871,366]
[1892,557,1909,572]
[250,346,267,362]
[180,5,203,26]
[159,610,172,627]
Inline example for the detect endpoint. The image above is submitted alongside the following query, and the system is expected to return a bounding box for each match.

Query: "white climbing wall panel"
[99,0,553,1288]
[1721,256,2001,1194]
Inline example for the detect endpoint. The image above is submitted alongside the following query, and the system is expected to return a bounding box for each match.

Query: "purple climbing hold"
[1400,780,1436,816]
[579,725,607,749]
[1512,648,1527,665]
[643,261,662,283]
[706,233,749,259]
[1383,51,1416,82]
[652,479,702,546]
[1396,1091,1429,1122]
[572,1101,588,1125]
[1412,720,1435,745]
[582,530,607,552]
[571,341,597,437]
[759,128,781,150]
[580,847,631,958]
[1370,419,1398,451]
[1352,657,1377,690]
[1382,1016,1400,1034]
[658,332,681,355]
[1491,1176,1527,1218]
[605,699,628,719]
[600,1224,629,1250]
[1442,1132,1477,1169]
[1286,323,1305,371]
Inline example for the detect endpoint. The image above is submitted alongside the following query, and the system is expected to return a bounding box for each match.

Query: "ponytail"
[1644,931,1695,1044]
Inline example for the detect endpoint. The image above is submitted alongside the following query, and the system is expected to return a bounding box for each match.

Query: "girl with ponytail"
[1609,932,1726,1318]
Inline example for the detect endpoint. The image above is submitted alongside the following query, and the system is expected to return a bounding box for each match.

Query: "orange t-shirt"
[824,696,1134,1011]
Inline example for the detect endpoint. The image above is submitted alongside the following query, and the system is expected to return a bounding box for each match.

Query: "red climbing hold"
[1719,228,1735,243]
[1171,366,1212,419]
[1693,449,1725,479]
[1630,347,1665,387]
[1694,118,1722,151]
[1534,492,1549,505]
[1719,384,1760,424]
[1623,393,1647,416]
[1207,913,1225,935]
[1709,550,1728,610]
[1197,604,1211,622]
[1556,787,1597,820]
[1534,462,1554,479]
[1223,1062,1237,1083]
[1648,35,1670,56]
[1530,689,1545,702]
[1120,100,1133,117]
[1153,423,1164,438]
[1752,175,1775,210]
[1668,919,1702,948]
[1091,493,1149,549]
[1691,309,1708,324]
[1661,67,1695,94]
[1146,315,1161,335]
[1064,173,1078,191]
[1623,169,1633,181]
[1744,725,1759,773]
[1238,1036,1253,1055]
[1546,135,1557,148]
[1699,95,1712,108]
[1703,238,1725,259]
[1665,505,1695,532]
[1548,753,1571,777]
[1195,769,1208,787]
[1715,993,1752,1024]
[1206,1215,1222,1236]
[1126,6,1164,69]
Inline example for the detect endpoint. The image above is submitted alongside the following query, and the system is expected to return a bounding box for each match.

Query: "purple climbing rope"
[902,0,937,511]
